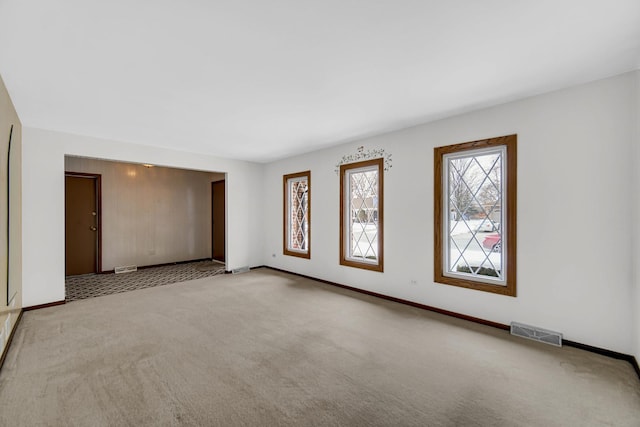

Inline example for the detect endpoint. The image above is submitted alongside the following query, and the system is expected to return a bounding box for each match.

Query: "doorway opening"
[64,156,228,301]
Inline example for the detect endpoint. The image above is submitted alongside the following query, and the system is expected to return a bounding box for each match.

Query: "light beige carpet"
[1,268,639,426]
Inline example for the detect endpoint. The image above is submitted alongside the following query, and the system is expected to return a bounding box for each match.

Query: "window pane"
[289,178,308,251]
[347,168,379,262]
[445,148,505,284]
[283,171,310,259]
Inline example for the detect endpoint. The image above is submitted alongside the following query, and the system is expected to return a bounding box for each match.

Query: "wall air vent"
[510,322,562,347]
[114,265,137,274]
[231,266,250,274]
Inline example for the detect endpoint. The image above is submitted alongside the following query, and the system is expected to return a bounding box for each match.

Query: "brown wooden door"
[65,175,99,275]
[211,180,225,262]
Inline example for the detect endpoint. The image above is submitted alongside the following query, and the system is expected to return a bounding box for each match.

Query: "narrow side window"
[283,171,310,258]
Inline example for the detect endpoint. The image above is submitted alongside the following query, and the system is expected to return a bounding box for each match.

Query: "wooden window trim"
[283,170,311,259]
[340,158,384,272]
[434,134,517,296]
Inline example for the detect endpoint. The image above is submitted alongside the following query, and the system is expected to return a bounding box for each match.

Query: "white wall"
[65,156,224,271]
[22,128,264,307]
[263,71,638,354]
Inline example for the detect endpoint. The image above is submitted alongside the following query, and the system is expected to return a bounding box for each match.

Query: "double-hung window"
[283,171,310,258]
[434,135,516,296]
[340,158,383,272]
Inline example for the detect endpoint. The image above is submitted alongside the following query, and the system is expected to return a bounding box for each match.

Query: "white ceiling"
[1,1,639,163]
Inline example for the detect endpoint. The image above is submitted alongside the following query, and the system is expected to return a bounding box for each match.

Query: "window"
[340,158,383,272]
[283,171,310,258]
[434,135,516,296]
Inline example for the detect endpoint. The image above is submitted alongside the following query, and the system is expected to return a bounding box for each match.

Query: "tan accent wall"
[65,156,223,271]
[0,73,22,356]
[633,70,640,361]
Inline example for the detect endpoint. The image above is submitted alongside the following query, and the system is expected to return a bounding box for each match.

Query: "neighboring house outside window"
[340,158,383,272]
[434,135,517,296]
[283,171,310,258]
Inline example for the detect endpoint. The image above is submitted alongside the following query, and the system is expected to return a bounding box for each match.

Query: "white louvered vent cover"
[510,322,562,347]
[114,265,137,274]
[231,266,250,274]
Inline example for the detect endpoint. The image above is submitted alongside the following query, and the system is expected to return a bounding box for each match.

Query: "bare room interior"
[0,1,639,425]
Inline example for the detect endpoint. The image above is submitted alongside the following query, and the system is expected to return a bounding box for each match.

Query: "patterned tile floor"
[65,260,226,302]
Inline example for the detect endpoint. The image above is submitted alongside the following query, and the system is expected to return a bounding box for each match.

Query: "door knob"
[90,226,97,231]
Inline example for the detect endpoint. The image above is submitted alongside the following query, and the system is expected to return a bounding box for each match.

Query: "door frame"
[65,172,103,273]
